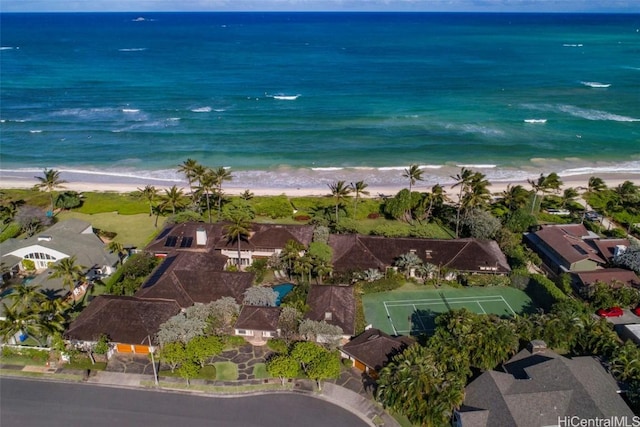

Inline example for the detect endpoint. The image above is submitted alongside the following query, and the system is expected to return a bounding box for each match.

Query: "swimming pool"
[272,283,294,306]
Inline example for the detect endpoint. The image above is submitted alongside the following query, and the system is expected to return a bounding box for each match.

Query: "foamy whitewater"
[1,12,639,190]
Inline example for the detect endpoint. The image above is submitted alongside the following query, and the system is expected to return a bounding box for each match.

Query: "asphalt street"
[0,377,369,427]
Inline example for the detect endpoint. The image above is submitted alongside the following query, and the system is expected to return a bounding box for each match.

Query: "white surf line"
[383,301,398,335]
[501,295,518,316]
[412,304,428,331]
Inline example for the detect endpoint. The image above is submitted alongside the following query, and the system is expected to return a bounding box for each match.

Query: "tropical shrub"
[526,274,567,311]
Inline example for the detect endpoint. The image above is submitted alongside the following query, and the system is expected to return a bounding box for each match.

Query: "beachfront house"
[144,221,313,269]
[455,340,633,426]
[329,234,511,278]
[0,218,118,290]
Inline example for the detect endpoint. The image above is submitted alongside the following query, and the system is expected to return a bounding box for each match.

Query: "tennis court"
[363,286,534,336]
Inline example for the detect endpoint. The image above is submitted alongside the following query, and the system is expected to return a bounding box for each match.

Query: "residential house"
[0,219,118,291]
[455,340,633,427]
[329,234,510,277]
[234,305,282,345]
[218,223,314,268]
[306,285,356,341]
[573,268,640,298]
[524,224,607,275]
[145,222,225,257]
[64,295,181,355]
[134,252,253,307]
[340,328,413,377]
[145,221,313,269]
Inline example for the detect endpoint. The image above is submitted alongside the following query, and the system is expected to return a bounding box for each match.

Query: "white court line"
[476,301,487,314]
[384,296,508,305]
[500,295,518,315]
[383,301,398,335]
[412,304,427,331]
[385,299,504,308]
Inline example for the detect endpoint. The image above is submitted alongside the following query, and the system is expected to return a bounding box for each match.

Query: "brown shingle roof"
[341,328,414,371]
[64,295,181,345]
[329,235,510,274]
[306,285,356,335]
[574,268,640,288]
[216,223,314,251]
[590,239,630,262]
[145,222,225,255]
[234,306,281,331]
[136,263,254,307]
[534,225,605,265]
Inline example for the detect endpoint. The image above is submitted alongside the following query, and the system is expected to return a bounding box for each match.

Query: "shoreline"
[1,171,639,199]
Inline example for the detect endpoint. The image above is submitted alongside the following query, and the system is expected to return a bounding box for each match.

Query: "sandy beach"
[1,171,639,201]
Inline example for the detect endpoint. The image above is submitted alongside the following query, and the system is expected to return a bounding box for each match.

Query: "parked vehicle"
[632,306,640,317]
[597,307,624,318]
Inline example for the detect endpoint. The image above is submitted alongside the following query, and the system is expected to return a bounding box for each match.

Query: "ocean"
[1,12,639,190]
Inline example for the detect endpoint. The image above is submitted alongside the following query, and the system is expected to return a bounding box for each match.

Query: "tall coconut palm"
[224,210,252,269]
[451,167,474,238]
[327,180,352,223]
[403,164,423,193]
[35,168,67,214]
[498,184,529,211]
[527,174,545,214]
[197,169,216,223]
[350,180,369,219]
[177,158,200,197]
[461,172,491,211]
[161,185,186,215]
[49,256,85,294]
[108,241,127,266]
[137,184,158,217]
[586,176,607,195]
[211,167,233,220]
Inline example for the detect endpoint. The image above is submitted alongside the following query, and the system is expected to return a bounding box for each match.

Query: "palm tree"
[197,169,216,223]
[451,167,474,238]
[177,158,200,197]
[350,180,369,219]
[108,241,127,266]
[240,189,254,201]
[224,211,252,269]
[560,187,579,210]
[49,256,85,294]
[280,240,304,278]
[35,168,67,214]
[403,164,423,193]
[586,176,607,194]
[461,172,491,211]
[527,174,544,214]
[161,185,186,215]
[137,184,158,217]
[211,167,233,220]
[497,184,529,211]
[327,180,352,223]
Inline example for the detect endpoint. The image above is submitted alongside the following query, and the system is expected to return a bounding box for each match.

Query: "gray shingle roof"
[461,345,634,426]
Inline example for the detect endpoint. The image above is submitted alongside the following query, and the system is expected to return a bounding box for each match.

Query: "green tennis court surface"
[363,286,534,336]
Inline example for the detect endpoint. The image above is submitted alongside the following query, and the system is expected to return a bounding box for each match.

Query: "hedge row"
[526,273,567,311]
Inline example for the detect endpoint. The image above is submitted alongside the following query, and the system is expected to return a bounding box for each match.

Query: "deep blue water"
[1,12,639,189]
[273,283,294,306]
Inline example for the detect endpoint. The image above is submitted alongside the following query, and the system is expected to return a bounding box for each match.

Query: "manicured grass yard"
[363,286,536,336]
[56,211,165,249]
[214,361,238,381]
[252,363,269,379]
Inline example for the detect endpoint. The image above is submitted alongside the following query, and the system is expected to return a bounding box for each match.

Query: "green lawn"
[214,361,238,381]
[363,286,536,336]
[252,363,269,379]
[56,211,165,249]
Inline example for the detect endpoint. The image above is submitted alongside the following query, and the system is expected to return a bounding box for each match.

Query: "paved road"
[0,378,370,427]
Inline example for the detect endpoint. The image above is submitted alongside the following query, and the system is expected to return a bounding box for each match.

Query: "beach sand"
[1,172,639,201]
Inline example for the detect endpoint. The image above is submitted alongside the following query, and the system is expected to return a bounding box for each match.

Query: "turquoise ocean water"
[1,12,639,189]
